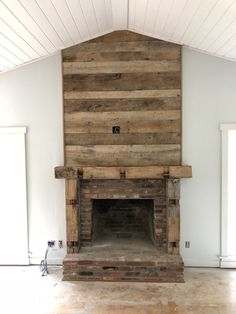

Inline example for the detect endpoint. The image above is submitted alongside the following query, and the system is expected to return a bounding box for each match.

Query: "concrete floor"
[0,266,236,314]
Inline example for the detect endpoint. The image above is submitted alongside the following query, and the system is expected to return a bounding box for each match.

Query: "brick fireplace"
[81,180,166,248]
[55,31,192,282]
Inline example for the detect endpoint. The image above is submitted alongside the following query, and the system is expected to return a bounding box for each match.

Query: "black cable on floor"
[39,247,49,276]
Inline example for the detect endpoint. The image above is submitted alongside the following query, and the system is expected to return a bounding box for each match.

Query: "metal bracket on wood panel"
[120,168,126,179]
[67,199,78,205]
[168,199,179,206]
[163,171,170,179]
[67,240,79,248]
[77,168,83,179]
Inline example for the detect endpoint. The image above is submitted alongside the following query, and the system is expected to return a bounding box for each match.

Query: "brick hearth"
[63,238,184,282]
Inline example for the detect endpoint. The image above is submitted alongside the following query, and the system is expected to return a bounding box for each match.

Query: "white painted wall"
[181,47,236,267]
[0,54,66,264]
[1,47,236,266]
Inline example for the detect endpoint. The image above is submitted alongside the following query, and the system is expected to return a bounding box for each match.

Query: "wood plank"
[63,72,181,91]
[65,119,180,134]
[62,48,181,62]
[64,89,181,100]
[166,179,180,199]
[55,166,192,179]
[65,178,79,253]
[167,205,180,245]
[65,133,181,145]
[124,166,169,179]
[64,97,181,112]
[62,41,181,54]
[64,110,180,134]
[65,144,181,167]
[82,166,170,179]
[55,166,82,179]
[65,110,180,123]
[63,60,180,74]
[166,179,180,255]
[169,166,192,178]
[83,167,120,179]
[87,30,157,43]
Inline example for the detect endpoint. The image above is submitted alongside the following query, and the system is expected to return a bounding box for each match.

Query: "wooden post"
[65,176,80,253]
[166,179,180,255]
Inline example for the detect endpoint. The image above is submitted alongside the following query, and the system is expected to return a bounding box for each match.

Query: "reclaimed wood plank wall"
[62,31,182,167]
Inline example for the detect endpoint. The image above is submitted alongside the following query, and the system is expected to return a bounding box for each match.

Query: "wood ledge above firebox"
[55,165,192,180]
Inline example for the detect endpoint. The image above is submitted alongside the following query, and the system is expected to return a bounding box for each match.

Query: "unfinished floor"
[0,267,236,314]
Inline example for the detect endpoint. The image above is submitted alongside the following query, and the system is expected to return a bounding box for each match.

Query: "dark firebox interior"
[92,199,155,246]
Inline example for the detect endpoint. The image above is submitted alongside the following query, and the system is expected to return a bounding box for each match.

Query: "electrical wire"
[39,247,49,276]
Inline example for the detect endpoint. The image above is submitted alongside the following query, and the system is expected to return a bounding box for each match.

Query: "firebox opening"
[92,199,155,246]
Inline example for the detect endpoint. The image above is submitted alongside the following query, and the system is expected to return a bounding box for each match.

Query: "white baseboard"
[29,257,63,265]
[220,256,236,268]
[183,258,220,267]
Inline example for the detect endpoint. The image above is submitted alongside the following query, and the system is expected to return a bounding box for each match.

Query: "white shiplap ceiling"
[1,0,236,72]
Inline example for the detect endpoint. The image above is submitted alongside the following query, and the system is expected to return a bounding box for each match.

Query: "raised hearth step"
[63,253,184,283]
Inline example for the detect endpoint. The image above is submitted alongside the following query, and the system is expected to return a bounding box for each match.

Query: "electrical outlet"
[58,240,63,248]
[185,241,191,248]
[47,240,55,247]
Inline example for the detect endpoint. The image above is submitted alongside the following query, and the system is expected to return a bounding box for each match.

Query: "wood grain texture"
[64,97,181,112]
[65,144,181,167]
[63,49,181,62]
[55,166,192,179]
[65,133,181,145]
[65,178,80,253]
[63,60,180,74]
[166,179,181,255]
[62,31,182,167]
[169,166,192,178]
[65,119,180,134]
[64,40,180,53]
[65,110,180,124]
[63,72,180,91]
[64,89,181,100]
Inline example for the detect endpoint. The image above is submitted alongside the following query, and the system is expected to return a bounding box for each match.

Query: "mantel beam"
[55,165,192,180]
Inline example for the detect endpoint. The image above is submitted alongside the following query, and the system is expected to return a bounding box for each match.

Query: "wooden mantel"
[55,165,192,180]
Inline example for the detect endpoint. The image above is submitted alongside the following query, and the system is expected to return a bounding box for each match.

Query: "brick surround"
[57,176,184,282]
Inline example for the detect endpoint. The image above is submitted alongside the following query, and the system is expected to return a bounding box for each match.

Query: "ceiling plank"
[79,0,101,36]
[0,1,48,56]
[2,0,56,54]
[0,54,14,68]
[189,0,235,47]
[51,0,81,44]
[0,45,23,65]
[161,0,187,40]
[66,0,91,40]
[0,33,31,62]
[111,0,128,30]
[134,0,148,32]
[0,64,7,71]
[142,0,161,35]
[36,0,74,47]
[199,1,236,51]
[0,18,39,59]
[128,0,136,30]
[181,0,218,45]
[209,21,236,54]
[104,0,113,30]
[153,0,175,38]
[170,0,203,43]
[20,0,64,49]
[92,0,111,33]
